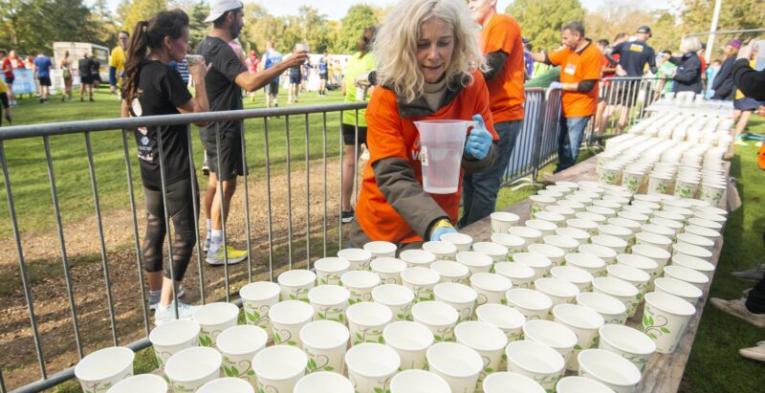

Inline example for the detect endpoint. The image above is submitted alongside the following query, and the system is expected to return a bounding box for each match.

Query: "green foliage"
[506,0,586,51]
[118,0,168,31]
[333,4,379,54]
[0,0,95,54]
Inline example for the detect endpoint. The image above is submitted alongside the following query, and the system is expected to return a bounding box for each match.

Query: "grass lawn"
[0,87,351,237]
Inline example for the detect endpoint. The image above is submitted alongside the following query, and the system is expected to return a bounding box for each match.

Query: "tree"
[0,0,95,54]
[506,0,585,51]
[679,0,765,59]
[335,4,379,54]
[119,0,168,31]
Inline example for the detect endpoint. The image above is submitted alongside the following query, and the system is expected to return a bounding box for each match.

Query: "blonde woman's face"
[416,18,455,83]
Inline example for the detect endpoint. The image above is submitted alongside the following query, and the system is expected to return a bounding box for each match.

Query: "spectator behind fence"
[711,40,741,101]
[78,53,95,102]
[0,77,12,125]
[531,21,603,173]
[710,41,765,363]
[59,51,73,101]
[109,30,129,95]
[656,49,677,95]
[318,53,329,96]
[350,0,498,250]
[610,26,656,132]
[669,36,703,94]
[33,52,52,103]
[459,0,525,227]
[197,0,307,265]
[122,9,209,325]
[260,41,283,109]
[339,26,376,224]
[1,49,17,107]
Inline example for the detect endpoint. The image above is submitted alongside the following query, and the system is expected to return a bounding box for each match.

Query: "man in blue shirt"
[261,41,283,108]
[318,54,328,95]
[33,53,52,103]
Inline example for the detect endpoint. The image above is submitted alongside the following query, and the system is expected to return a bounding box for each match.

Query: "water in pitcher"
[415,120,471,194]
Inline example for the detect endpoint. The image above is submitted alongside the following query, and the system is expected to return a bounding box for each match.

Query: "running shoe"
[206,245,248,265]
[154,300,200,326]
[148,286,186,311]
[341,210,354,223]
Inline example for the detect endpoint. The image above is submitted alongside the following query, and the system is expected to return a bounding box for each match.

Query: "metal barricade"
[499,88,546,186]
[587,76,661,146]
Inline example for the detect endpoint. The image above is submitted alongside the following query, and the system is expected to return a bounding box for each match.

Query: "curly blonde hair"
[373,0,486,103]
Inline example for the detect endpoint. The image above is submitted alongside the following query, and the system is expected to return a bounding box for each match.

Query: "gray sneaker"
[154,300,199,326]
[148,286,186,311]
[732,264,765,281]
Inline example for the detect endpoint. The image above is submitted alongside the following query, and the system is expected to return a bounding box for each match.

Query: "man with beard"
[197,0,308,265]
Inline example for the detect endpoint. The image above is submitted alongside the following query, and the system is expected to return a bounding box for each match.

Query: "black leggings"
[745,230,765,314]
[142,178,198,281]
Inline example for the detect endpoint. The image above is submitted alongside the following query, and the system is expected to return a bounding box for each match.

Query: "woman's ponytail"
[123,20,150,103]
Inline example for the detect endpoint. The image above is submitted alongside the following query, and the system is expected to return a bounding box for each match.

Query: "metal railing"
[0,80,653,392]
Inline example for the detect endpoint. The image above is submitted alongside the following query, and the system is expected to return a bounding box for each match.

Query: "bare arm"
[235,52,308,92]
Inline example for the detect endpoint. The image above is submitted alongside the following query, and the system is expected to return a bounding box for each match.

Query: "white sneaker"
[206,245,248,266]
[148,286,186,311]
[154,300,199,326]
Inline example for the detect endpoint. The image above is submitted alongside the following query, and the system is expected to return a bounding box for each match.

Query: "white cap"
[204,0,243,23]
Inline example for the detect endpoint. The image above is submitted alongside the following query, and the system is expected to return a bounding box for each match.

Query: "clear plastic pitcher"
[414,120,472,194]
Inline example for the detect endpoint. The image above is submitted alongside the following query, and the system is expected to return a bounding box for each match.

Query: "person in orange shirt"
[350,0,499,250]
[459,0,525,227]
[531,21,603,173]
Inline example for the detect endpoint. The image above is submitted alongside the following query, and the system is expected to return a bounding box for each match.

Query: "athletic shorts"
[38,76,51,86]
[5,75,14,85]
[201,128,244,181]
[342,123,367,146]
[289,74,301,84]
[265,80,279,96]
[80,75,93,85]
[734,97,761,112]
[319,73,328,81]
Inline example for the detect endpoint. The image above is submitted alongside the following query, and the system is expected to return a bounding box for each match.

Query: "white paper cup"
[391,370,451,393]
[558,199,587,212]
[591,235,628,254]
[552,304,605,371]
[522,319,578,361]
[546,204,576,219]
[364,241,398,258]
[618,210,649,224]
[635,232,673,252]
[491,211,521,234]
[471,272,513,306]
[268,300,314,346]
[616,253,659,279]
[578,243,617,265]
[575,292,627,325]
[383,321,434,370]
[556,376,615,393]
[567,218,599,236]
[597,224,633,244]
[197,378,254,393]
[505,340,565,391]
[338,248,373,270]
[642,292,696,353]
[455,321,508,388]
[426,342,483,393]
[164,347,221,393]
[341,270,381,304]
[473,241,509,262]
[346,301,393,346]
[299,320,349,374]
[314,257,350,285]
[672,242,713,263]
[699,182,725,207]
[513,252,552,279]
[527,243,566,266]
[564,253,607,277]
[345,343,400,393]
[106,374,166,393]
[687,217,723,232]
[649,217,684,234]
[550,265,593,291]
[441,232,474,251]
[526,219,558,237]
[608,264,651,295]
[430,260,470,284]
[484,372,546,393]
[149,320,199,368]
[630,244,671,271]
[294,371,354,393]
[434,282,478,322]
[411,301,459,342]
[592,277,640,317]
[654,210,687,223]
[543,235,579,255]
[653,277,703,305]
[683,225,721,244]
[671,253,715,278]
[587,206,617,218]
[75,347,135,393]
[193,302,240,347]
[370,257,407,285]
[598,324,656,372]
[530,195,557,215]
[535,211,567,226]
[240,281,280,330]
[400,249,437,268]
[308,285,350,323]
[533,278,580,308]
[555,227,591,244]
[456,250,494,274]
[509,226,544,246]
[372,284,415,321]
[505,288,553,320]
[577,349,641,393]
[278,269,316,302]
[252,345,307,393]
[475,303,526,341]
[640,223,677,241]
[423,241,458,260]
[401,267,441,302]
[494,262,536,288]
[663,265,709,290]
[490,233,526,255]
[216,325,268,383]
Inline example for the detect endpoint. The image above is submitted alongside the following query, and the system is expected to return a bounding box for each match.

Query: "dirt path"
[0,156,364,390]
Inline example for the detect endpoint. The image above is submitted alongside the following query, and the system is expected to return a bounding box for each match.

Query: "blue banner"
[0,69,37,95]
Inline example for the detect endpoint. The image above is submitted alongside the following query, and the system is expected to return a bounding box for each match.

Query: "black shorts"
[734,97,761,112]
[289,75,301,84]
[265,80,279,96]
[342,123,368,146]
[80,75,93,85]
[5,75,14,85]
[38,76,51,86]
[320,73,328,81]
[201,128,244,181]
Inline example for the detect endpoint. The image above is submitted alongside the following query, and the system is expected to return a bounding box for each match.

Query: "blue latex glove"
[464,114,492,160]
[430,225,457,241]
[549,81,564,89]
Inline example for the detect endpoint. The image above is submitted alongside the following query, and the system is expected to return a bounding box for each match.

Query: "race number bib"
[629,44,644,53]
[564,64,576,75]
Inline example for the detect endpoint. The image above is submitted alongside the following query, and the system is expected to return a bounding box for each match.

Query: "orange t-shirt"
[548,40,603,117]
[356,72,498,244]
[481,13,525,123]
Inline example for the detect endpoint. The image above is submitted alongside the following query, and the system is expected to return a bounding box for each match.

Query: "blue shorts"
[734,97,761,112]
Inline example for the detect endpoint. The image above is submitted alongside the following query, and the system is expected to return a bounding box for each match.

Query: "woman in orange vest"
[350,0,498,251]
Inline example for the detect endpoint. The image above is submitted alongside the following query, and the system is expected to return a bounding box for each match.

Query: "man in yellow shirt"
[109,31,129,94]
[0,78,12,125]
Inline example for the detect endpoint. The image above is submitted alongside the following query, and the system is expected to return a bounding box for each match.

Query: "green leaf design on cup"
[198,333,213,347]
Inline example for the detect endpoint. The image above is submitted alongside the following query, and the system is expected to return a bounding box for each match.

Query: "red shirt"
[2,58,13,79]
